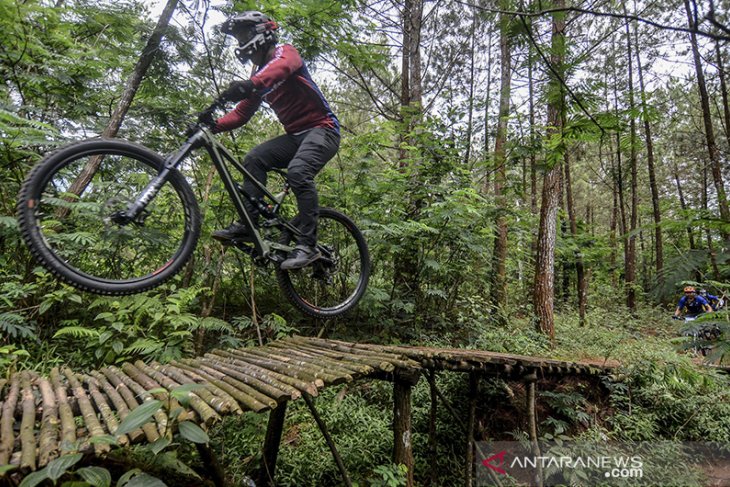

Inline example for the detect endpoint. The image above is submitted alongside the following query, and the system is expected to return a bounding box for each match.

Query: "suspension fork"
[112,132,202,225]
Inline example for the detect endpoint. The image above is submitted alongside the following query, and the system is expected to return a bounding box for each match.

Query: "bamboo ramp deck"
[0,336,612,472]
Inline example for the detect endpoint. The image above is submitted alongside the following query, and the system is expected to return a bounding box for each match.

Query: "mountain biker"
[699,288,723,310]
[673,286,712,319]
[207,11,340,271]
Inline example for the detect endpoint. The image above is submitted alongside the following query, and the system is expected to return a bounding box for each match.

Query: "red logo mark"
[482,450,508,475]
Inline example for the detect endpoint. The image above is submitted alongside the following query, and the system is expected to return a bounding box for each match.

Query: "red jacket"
[215,44,339,135]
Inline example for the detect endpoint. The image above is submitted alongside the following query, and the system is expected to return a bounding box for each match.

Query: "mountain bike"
[676,314,721,357]
[16,99,370,318]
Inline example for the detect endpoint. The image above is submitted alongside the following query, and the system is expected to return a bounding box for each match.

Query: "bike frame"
[121,126,302,261]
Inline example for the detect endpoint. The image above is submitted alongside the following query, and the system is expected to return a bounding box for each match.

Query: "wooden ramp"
[0,336,614,484]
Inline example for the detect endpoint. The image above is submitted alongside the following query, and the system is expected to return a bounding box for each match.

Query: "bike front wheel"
[17,139,201,295]
[276,208,370,318]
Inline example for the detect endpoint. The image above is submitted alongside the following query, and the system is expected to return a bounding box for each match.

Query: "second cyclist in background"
[674,286,712,319]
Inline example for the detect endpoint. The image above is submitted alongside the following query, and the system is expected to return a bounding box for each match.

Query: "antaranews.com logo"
[475,441,730,486]
[482,449,643,479]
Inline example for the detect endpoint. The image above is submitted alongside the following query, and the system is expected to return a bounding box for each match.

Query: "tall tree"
[716,44,730,147]
[623,7,638,312]
[673,160,697,250]
[564,151,587,325]
[392,0,424,317]
[533,0,566,341]
[65,0,179,198]
[464,6,478,166]
[631,11,663,282]
[491,1,513,322]
[684,0,730,246]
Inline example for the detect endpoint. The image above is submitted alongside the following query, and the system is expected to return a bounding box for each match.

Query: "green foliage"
[16,453,106,487]
[363,464,409,487]
[49,286,238,367]
[0,344,30,377]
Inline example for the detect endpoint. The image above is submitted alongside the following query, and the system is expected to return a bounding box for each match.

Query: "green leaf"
[76,466,112,487]
[170,407,184,420]
[47,453,84,481]
[177,421,209,444]
[171,383,203,406]
[0,464,17,475]
[151,452,200,479]
[39,299,54,315]
[148,437,171,455]
[115,400,161,437]
[124,472,167,487]
[116,468,141,487]
[19,469,49,487]
[89,435,117,446]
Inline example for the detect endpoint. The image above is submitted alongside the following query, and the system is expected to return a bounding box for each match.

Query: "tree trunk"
[632,14,663,281]
[564,152,587,325]
[703,160,722,276]
[623,9,638,312]
[491,3,513,322]
[611,41,629,302]
[716,43,730,146]
[65,0,179,198]
[393,0,424,311]
[673,162,696,250]
[609,146,619,289]
[482,23,494,186]
[528,33,537,216]
[533,0,566,341]
[684,0,730,246]
[464,8,478,166]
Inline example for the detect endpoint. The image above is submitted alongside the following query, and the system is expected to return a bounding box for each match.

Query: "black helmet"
[221,11,278,64]
[699,288,708,297]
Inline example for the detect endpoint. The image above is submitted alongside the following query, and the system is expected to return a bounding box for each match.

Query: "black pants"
[241,127,340,246]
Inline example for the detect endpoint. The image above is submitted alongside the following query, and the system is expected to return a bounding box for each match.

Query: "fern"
[124,338,163,356]
[191,317,234,333]
[0,313,37,341]
[52,326,101,339]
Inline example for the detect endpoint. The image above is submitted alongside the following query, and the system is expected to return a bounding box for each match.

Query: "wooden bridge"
[0,336,612,486]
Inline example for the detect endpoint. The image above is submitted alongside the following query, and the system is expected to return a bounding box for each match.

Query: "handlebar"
[185,98,227,138]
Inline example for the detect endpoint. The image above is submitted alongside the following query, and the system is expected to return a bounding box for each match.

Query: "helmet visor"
[233,25,257,45]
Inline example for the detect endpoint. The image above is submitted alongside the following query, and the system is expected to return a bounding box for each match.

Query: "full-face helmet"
[221,11,278,64]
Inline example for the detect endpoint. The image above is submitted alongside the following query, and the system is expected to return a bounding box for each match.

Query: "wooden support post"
[196,443,228,487]
[419,372,507,487]
[465,372,478,487]
[525,373,544,487]
[302,393,352,487]
[427,370,438,487]
[393,371,417,487]
[257,401,288,487]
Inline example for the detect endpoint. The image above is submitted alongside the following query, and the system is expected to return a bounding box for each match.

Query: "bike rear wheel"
[17,139,201,295]
[276,208,370,318]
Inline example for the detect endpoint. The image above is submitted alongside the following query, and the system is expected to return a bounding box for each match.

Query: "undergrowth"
[208,307,730,486]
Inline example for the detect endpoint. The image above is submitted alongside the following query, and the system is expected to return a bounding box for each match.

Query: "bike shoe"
[212,222,255,244]
[280,244,321,270]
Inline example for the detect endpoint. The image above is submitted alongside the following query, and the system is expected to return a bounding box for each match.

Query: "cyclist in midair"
[209,11,340,270]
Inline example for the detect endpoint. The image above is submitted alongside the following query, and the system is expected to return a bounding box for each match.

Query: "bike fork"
[113,135,199,225]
